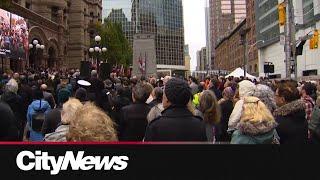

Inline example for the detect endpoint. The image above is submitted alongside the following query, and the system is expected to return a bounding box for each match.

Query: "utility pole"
[240,27,251,78]
[285,0,293,79]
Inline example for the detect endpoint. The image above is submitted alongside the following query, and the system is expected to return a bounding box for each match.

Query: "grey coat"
[44,125,69,142]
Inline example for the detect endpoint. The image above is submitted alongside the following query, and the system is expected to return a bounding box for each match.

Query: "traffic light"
[314,30,319,49]
[310,37,314,49]
[278,3,286,26]
[310,30,319,50]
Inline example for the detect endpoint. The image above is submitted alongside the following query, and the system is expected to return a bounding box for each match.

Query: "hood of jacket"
[30,99,51,111]
[239,80,255,98]
[273,99,305,117]
[236,120,278,136]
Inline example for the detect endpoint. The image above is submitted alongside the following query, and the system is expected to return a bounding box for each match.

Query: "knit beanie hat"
[223,87,235,100]
[165,78,192,106]
[58,88,71,105]
[238,80,256,98]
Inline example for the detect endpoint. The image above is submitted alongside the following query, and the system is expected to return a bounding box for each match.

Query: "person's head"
[104,79,113,89]
[238,80,256,98]
[67,103,117,142]
[61,98,83,124]
[163,76,172,86]
[275,82,300,107]
[301,82,315,98]
[222,87,234,100]
[253,84,277,113]
[40,84,47,91]
[152,87,163,103]
[13,73,19,80]
[91,70,98,78]
[5,79,18,94]
[240,96,275,124]
[58,88,71,105]
[75,88,87,102]
[32,87,44,100]
[163,78,192,109]
[199,90,221,124]
[132,82,153,103]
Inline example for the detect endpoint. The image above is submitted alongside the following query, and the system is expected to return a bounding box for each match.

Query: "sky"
[183,0,207,71]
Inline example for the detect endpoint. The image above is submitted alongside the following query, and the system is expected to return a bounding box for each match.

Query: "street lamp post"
[89,35,106,75]
[29,39,45,69]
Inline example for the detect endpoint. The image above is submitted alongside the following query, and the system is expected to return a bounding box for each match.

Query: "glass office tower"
[132,0,185,67]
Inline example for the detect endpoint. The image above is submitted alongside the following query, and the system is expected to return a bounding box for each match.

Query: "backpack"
[31,100,46,132]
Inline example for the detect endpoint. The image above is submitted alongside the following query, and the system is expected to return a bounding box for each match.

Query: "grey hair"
[91,70,98,77]
[132,82,153,103]
[5,79,19,94]
[253,84,277,113]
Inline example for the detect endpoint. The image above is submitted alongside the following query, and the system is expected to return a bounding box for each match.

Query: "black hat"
[164,78,192,106]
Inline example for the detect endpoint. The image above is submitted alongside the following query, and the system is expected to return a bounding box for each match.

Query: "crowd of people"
[0,67,319,144]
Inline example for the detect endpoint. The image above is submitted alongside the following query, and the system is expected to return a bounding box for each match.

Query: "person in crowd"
[309,96,320,144]
[56,75,72,96]
[118,82,152,141]
[194,90,221,143]
[144,78,207,142]
[148,87,163,109]
[189,76,199,96]
[100,79,116,115]
[110,86,131,125]
[41,84,71,135]
[209,79,222,101]
[18,75,33,112]
[75,87,88,104]
[1,79,25,140]
[67,103,117,142]
[300,82,316,121]
[273,82,308,144]
[218,87,234,142]
[253,84,277,113]
[0,101,19,141]
[25,87,52,141]
[163,76,172,86]
[87,70,104,103]
[122,78,132,102]
[147,87,164,123]
[44,98,83,142]
[41,84,56,109]
[228,80,256,132]
[231,96,278,144]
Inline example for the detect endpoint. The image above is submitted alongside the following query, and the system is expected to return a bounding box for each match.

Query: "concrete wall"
[132,34,157,77]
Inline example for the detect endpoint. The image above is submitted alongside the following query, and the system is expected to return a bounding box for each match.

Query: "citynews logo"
[16,151,129,175]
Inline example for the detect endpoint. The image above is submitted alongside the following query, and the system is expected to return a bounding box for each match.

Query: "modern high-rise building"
[132,0,185,72]
[208,0,246,69]
[102,0,133,45]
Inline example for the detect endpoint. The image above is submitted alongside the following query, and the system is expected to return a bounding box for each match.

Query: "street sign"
[280,35,285,45]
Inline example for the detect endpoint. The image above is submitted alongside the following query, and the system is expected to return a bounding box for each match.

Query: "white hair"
[5,79,18,94]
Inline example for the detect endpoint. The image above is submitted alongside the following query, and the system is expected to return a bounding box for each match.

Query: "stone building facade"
[1,0,102,70]
[246,0,259,76]
[215,19,246,72]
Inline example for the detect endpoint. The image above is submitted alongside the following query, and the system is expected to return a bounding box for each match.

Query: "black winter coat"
[1,92,26,140]
[119,103,151,141]
[144,106,208,142]
[274,100,308,144]
[218,99,234,142]
[0,101,19,141]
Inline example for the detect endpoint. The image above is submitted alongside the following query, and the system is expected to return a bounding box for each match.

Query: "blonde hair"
[67,103,118,142]
[199,90,221,124]
[61,98,83,124]
[240,96,275,123]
